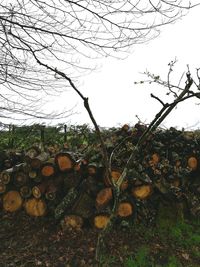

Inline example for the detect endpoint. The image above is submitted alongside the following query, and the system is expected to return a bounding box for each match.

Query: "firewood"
[32,181,49,199]
[24,146,41,161]
[187,156,198,171]
[20,186,32,198]
[117,201,134,218]
[40,161,55,178]
[149,153,160,167]
[132,184,153,200]
[72,191,95,219]
[28,170,38,179]
[28,170,42,183]
[63,171,82,190]
[55,152,75,172]
[0,183,6,194]
[61,214,84,230]
[96,187,113,209]
[93,213,110,229]
[33,176,62,201]
[104,169,128,191]
[0,170,11,184]
[3,190,23,212]
[30,152,49,170]
[24,198,47,217]
[45,180,58,201]
[13,171,28,187]
[0,163,28,185]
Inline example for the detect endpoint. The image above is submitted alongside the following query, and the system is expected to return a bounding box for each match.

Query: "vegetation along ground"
[0,211,200,267]
[1,124,200,266]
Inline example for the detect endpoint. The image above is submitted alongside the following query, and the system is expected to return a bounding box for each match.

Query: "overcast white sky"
[48,4,200,130]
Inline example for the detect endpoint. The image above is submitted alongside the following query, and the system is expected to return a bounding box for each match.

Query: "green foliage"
[166,256,181,267]
[124,246,151,267]
[0,123,98,151]
[168,221,200,249]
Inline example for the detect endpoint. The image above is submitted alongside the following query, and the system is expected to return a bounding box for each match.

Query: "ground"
[0,211,200,267]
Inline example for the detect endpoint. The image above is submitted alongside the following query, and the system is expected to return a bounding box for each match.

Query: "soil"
[0,211,200,267]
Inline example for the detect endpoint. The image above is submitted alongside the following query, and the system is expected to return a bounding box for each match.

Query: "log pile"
[0,125,200,230]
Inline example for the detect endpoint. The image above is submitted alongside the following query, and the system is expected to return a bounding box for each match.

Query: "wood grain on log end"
[55,152,75,172]
[61,214,84,230]
[0,171,11,184]
[96,187,112,209]
[41,163,55,178]
[104,169,128,191]
[93,214,110,229]
[187,156,198,171]
[24,198,47,217]
[132,184,152,200]
[117,202,134,218]
[3,190,23,212]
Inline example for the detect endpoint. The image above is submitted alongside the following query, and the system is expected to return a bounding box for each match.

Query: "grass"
[97,219,200,267]
[166,221,200,249]
[124,246,150,267]
[124,249,182,267]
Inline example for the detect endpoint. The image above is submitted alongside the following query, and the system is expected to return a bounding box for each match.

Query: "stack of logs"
[0,125,200,230]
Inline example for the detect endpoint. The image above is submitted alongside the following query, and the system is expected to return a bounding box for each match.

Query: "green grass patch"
[124,246,151,267]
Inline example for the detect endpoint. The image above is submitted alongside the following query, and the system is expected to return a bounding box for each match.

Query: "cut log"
[32,181,49,199]
[0,163,28,185]
[45,181,58,201]
[93,213,110,229]
[20,186,32,198]
[55,152,75,172]
[149,153,160,167]
[30,152,49,170]
[3,191,23,212]
[96,187,113,209]
[28,170,42,183]
[13,171,28,187]
[187,156,198,171]
[132,184,153,200]
[0,183,6,194]
[40,161,55,178]
[117,201,134,218]
[24,146,41,161]
[28,170,38,179]
[24,198,47,217]
[61,214,84,230]
[45,191,56,201]
[104,169,128,191]
[0,170,11,184]
[45,176,63,200]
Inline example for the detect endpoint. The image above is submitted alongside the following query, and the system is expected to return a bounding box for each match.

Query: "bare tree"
[0,0,199,121]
